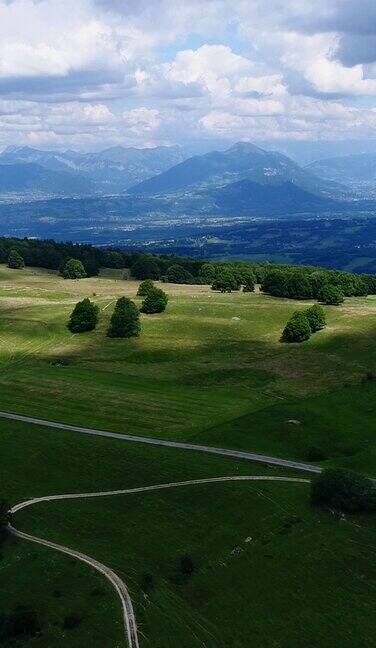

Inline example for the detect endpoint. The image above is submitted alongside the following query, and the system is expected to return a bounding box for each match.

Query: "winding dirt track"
[9,476,309,648]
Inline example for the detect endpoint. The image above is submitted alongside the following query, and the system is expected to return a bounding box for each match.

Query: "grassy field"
[0,264,375,647]
[3,418,375,647]
[0,264,375,472]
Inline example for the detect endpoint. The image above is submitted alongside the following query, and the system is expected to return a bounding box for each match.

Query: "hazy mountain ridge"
[0,144,188,197]
[0,141,373,215]
[0,162,94,198]
[128,142,349,200]
[308,153,376,196]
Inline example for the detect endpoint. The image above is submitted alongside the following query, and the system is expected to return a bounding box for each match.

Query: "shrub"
[311,468,376,513]
[319,285,344,305]
[63,613,82,630]
[305,447,327,462]
[305,304,326,332]
[180,554,194,575]
[361,371,376,383]
[140,288,168,314]
[281,312,311,343]
[165,264,194,284]
[137,279,155,296]
[68,298,99,333]
[7,249,25,269]
[107,297,140,338]
[141,572,155,591]
[131,257,160,280]
[0,606,41,641]
[62,258,86,280]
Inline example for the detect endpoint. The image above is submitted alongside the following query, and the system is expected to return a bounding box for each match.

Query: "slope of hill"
[0,263,374,647]
[210,179,337,215]
[308,153,376,195]
[128,142,348,199]
[0,162,94,198]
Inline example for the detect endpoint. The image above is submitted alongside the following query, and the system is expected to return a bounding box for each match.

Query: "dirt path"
[8,475,309,648]
[0,410,323,474]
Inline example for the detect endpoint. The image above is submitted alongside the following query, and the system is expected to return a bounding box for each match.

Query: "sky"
[1,0,376,151]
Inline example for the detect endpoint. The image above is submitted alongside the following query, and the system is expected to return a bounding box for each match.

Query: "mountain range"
[0,144,187,198]
[1,141,376,217]
[128,142,344,198]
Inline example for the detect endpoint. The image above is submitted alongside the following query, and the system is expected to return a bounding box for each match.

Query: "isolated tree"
[137,279,155,296]
[140,287,168,314]
[319,285,344,305]
[165,264,194,284]
[68,298,99,333]
[7,249,25,269]
[62,258,86,280]
[311,468,375,513]
[305,304,326,332]
[107,297,140,338]
[131,257,160,280]
[281,312,311,343]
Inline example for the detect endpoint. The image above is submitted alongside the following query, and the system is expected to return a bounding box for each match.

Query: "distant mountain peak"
[226,141,265,155]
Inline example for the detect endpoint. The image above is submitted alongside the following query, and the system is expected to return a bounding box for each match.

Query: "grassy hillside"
[0,264,375,471]
[3,419,375,647]
[0,264,375,647]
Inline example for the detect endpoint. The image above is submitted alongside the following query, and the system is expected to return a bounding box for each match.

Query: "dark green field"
[3,419,376,647]
[0,265,375,646]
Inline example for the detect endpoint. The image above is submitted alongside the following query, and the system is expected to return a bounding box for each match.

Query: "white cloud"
[1,0,376,147]
[122,107,161,134]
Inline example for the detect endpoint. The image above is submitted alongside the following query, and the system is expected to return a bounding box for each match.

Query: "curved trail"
[7,523,139,648]
[0,410,322,474]
[9,476,309,648]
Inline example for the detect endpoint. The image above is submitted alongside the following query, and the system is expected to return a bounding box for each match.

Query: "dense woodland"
[1,236,375,298]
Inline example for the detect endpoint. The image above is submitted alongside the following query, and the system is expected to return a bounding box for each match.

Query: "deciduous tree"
[62,258,86,279]
[68,298,99,333]
[319,285,344,305]
[281,312,311,343]
[140,288,168,314]
[7,249,25,269]
[305,304,326,332]
[107,297,140,338]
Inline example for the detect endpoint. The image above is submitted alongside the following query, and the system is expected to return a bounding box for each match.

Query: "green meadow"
[2,419,376,647]
[0,264,375,646]
[0,264,375,470]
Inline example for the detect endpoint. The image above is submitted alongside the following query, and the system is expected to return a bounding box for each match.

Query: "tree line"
[1,235,375,299]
